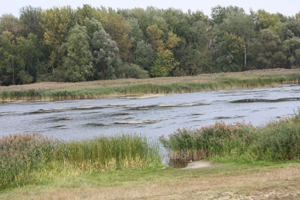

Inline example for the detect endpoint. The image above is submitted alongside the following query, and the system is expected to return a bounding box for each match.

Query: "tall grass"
[160,108,300,163]
[1,73,300,101]
[0,134,161,190]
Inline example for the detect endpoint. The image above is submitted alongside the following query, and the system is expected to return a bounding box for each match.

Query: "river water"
[1,84,300,141]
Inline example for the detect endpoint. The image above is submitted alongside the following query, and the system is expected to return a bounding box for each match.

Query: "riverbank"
[1,162,300,199]
[1,68,300,102]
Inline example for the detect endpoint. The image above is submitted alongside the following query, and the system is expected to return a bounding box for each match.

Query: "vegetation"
[160,108,300,163]
[1,69,300,101]
[1,155,300,199]
[0,133,161,190]
[1,5,300,85]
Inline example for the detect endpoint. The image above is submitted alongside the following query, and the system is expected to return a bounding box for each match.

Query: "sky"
[1,0,300,18]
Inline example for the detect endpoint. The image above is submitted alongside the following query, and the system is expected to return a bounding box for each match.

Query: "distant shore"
[1,68,300,102]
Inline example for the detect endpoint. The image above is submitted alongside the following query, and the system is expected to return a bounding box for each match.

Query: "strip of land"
[1,162,300,200]
[1,68,300,102]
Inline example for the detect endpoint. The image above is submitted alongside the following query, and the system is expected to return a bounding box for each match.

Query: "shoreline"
[1,69,300,103]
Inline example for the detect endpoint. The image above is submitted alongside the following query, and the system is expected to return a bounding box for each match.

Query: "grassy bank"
[1,161,300,199]
[160,108,300,163]
[1,112,300,198]
[1,69,300,102]
[0,134,161,190]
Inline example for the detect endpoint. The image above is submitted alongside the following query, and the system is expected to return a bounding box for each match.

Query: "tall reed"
[0,134,161,190]
[1,73,300,101]
[160,108,300,163]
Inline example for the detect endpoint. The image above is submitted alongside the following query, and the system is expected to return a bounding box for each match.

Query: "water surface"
[1,84,300,140]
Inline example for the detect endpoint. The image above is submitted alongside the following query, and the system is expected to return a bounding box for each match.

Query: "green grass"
[0,134,162,190]
[1,161,300,199]
[160,108,300,163]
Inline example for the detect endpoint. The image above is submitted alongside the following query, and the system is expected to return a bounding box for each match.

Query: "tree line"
[0,5,300,85]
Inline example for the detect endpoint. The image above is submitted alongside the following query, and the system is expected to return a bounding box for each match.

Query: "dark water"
[1,84,300,141]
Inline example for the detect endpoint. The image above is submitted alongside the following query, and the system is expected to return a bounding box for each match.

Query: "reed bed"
[160,108,300,163]
[0,134,161,190]
[1,71,300,101]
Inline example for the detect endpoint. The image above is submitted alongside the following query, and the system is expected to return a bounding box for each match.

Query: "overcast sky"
[2,0,300,18]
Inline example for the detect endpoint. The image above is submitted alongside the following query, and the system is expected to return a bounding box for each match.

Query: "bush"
[18,70,34,84]
[160,108,300,162]
[116,63,149,79]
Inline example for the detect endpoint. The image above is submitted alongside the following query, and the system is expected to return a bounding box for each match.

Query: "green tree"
[146,24,164,52]
[253,9,281,30]
[75,4,101,26]
[19,6,44,40]
[0,31,30,85]
[215,32,245,72]
[213,9,255,71]
[99,10,133,61]
[87,18,121,79]
[0,14,24,35]
[283,37,300,68]
[40,6,76,72]
[252,29,285,69]
[134,40,155,70]
[150,49,179,77]
[128,17,144,51]
[62,25,93,82]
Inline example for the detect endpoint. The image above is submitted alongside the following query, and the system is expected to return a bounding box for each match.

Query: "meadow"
[1,68,300,102]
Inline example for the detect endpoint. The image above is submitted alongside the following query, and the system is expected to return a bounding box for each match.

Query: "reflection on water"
[0,84,300,141]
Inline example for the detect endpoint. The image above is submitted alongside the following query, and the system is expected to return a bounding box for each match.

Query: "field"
[1,68,300,102]
[1,162,300,199]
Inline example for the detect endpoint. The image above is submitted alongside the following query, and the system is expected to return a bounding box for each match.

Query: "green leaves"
[63,25,93,82]
[150,50,179,77]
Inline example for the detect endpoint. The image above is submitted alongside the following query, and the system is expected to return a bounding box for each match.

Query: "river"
[1,84,300,141]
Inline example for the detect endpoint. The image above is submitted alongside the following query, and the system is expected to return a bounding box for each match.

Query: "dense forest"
[0,5,300,85]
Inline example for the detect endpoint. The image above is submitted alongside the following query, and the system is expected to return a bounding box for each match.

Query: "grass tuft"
[0,134,161,190]
[160,108,300,163]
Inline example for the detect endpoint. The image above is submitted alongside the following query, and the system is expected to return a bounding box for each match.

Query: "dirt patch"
[183,161,212,169]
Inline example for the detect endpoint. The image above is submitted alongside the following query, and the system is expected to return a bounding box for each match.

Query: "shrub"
[116,63,149,79]
[18,70,34,84]
[160,108,300,162]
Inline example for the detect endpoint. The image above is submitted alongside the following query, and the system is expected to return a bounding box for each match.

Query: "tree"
[19,6,44,40]
[99,10,133,61]
[213,9,255,71]
[253,9,281,30]
[0,14,24,36]
[283,37,300,68]
[165,32,181,49]
[62,25,93,82]
[149,49,179,77]
[146,24,164,52]
[0,31,29,85]
[75,4,101,26]
[215,32,245,72]
[40,6,76,71]
[252,29,285,69]
[128,17,144,51]
[134,40,155,70]
[87,18,121,79]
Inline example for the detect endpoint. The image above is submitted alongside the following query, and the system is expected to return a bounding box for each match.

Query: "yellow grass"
[1,68,299,92]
